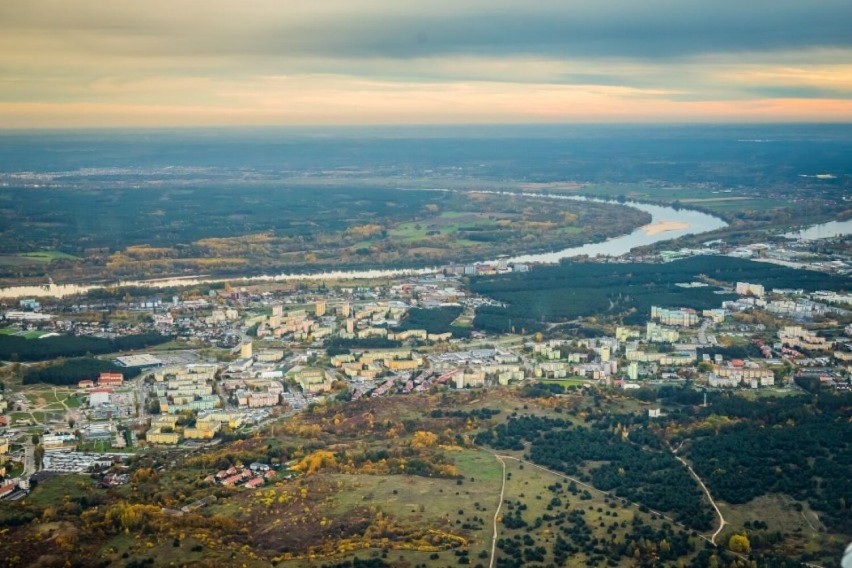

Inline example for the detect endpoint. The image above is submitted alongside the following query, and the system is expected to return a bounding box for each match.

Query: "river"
[784,219,852,241]
[0,194,727,299]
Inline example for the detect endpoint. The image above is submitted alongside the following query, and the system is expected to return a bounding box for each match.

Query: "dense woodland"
[0,186,648,284]
[397,306,469,338]
[324,338,402,354]
[681,392,852,533]
[0,332,171,362]
[22,356,142,385]
[471,255,848,332]
[613,387,852,552]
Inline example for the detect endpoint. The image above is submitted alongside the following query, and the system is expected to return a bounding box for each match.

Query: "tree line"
[23,357,142,385]
[0,332,172,362]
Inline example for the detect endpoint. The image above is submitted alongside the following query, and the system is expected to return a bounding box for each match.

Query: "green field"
[17,251,81,262]
[23,475,94,508]
[389,211,492,241]
[0,328,50,339]
[21,331,49,339]
[63,394,81,408]
[8,412,34,424]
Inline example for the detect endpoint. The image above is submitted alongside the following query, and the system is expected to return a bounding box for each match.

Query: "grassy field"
[21,330,49,339]
[716,494,844,566]
[24,475,93,508]
[23,387,75,406]
[268,450,505,567]
[0,328,49,339]
[492,454,701,567]
[8,412,34,424]
[17,251,81,262]
[2,387,844,567]
[389,211,496,242]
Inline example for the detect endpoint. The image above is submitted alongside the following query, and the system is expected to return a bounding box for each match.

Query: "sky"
[1,0,852,128]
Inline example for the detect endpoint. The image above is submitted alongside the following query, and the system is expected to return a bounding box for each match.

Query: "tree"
[728,533,751,554]
[34,444,45,471]
[411,431,438,449]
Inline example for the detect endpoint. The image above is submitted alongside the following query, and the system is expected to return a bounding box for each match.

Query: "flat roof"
[115,354,162,368]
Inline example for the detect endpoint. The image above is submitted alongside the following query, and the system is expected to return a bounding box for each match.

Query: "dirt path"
[490,452,714,546]
[489,454,507,568]
[672,454,726,545]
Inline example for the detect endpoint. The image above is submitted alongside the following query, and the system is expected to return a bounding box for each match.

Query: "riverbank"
[0,194,727,299]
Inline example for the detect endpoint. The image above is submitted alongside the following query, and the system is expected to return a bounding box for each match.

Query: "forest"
[396,306,469,338]
[681,392,852,533]
[611,387,852,539]
[22,356,142,385]
[0,185,648,285]
[471,255,848,331]
[0,332,171,362]
[324,337,402,354]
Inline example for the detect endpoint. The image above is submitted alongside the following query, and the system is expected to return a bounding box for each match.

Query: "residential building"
[736,282,765,298]
[98,372,124,387]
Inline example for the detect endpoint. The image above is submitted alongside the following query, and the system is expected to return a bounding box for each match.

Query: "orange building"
[98,372,124,386]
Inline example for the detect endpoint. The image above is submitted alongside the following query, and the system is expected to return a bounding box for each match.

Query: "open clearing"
[18,251,81,262]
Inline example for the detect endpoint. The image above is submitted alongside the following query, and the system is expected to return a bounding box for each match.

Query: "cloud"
[0,0,851,126]
[3,1,852,60]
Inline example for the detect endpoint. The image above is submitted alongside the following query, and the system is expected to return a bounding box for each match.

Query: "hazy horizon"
[2,1,852,128]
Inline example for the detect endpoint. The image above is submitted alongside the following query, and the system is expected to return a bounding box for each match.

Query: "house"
[244,477,264,489]
[221,474,244,486]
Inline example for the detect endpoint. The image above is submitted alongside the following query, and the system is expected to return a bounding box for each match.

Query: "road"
[22,442,35,477]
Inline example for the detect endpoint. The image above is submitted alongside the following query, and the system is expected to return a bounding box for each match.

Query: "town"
[1,234,849,503]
